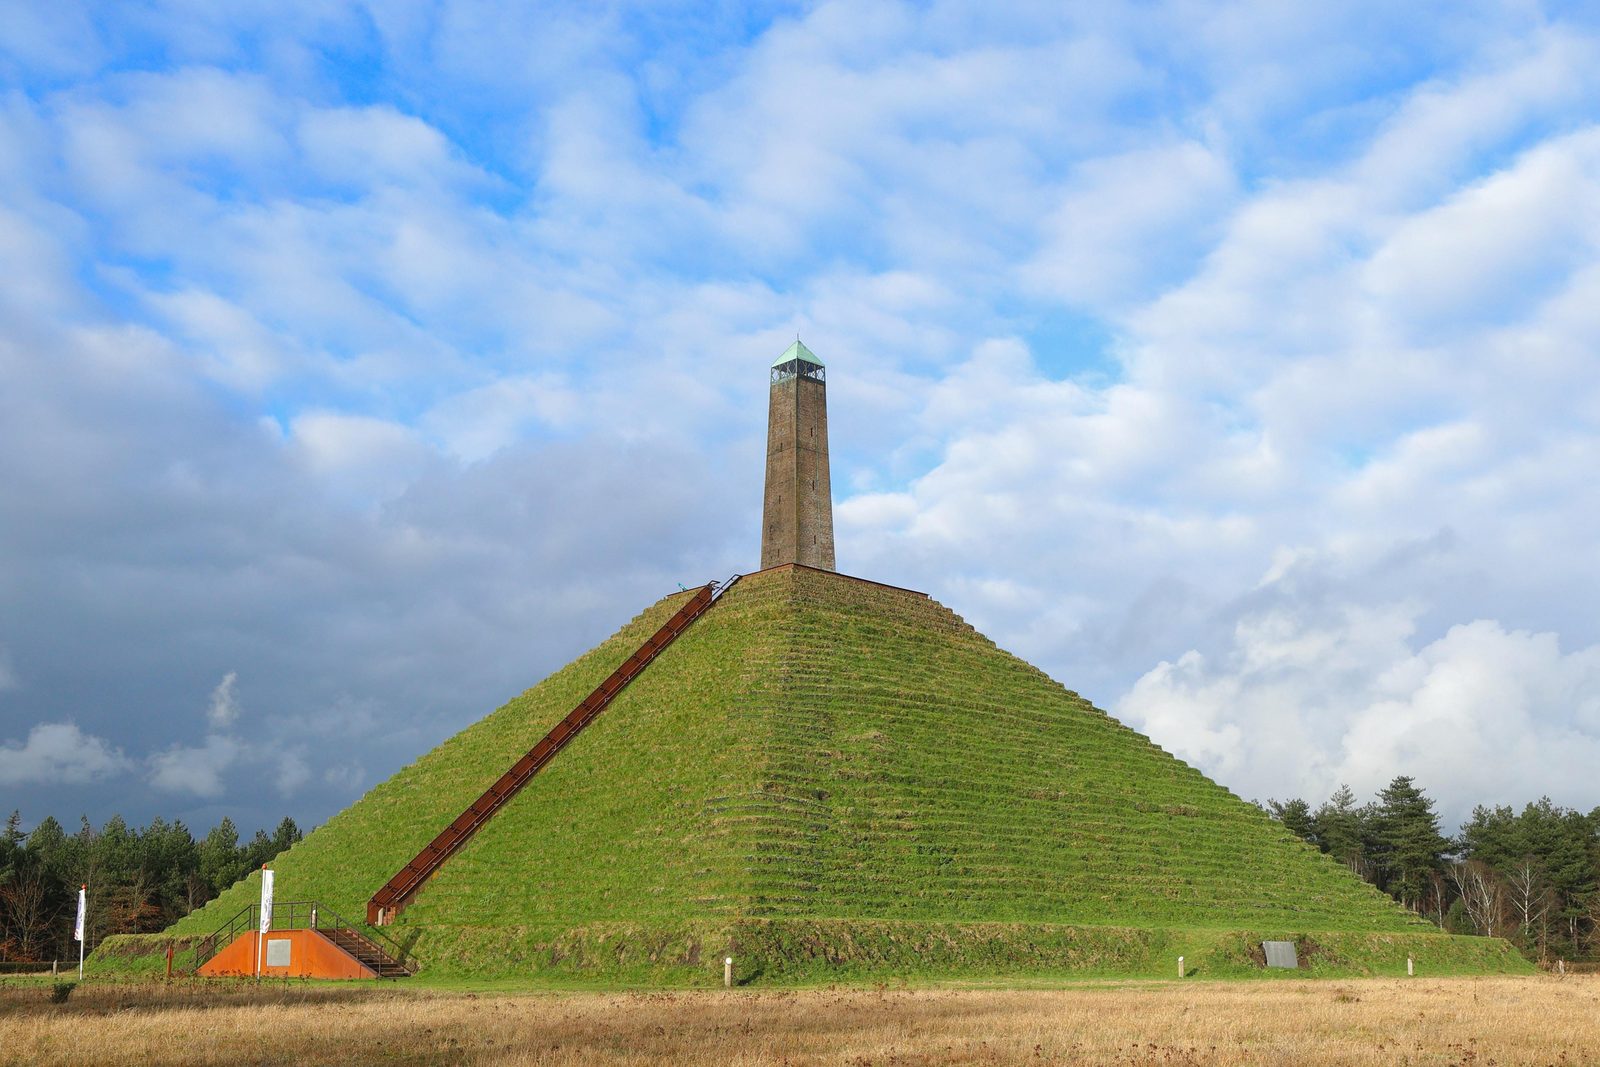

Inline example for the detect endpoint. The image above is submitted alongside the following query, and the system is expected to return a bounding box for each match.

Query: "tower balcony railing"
[771,359,825,384]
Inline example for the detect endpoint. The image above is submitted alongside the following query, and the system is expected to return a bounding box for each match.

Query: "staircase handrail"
[187,903,256,973]
[309,901,417,975]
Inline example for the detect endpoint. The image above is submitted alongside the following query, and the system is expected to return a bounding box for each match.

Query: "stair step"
[323,928,411,978]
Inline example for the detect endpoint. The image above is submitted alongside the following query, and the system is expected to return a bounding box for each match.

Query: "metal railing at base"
[187,900,415,975]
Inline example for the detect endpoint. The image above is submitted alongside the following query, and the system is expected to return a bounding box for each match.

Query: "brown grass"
[3,976,1597,1065]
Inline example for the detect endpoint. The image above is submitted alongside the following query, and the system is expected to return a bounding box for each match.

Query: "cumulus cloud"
[4,1,1600,833]
[1118,596,1600,825]
[1022,140,1237,308]
[0,723,130,785]
[297,105,486,190]
[207,671,241,728]
[148,734,241,799]
[275,750,312,797]
[421,374,582,463]
[288,411,437,503]
[322,762,366,794]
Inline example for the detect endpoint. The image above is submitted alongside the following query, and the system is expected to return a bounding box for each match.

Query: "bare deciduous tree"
[1419,870,1450,928]
[0,872,57,961]
[1504,857,1554,955]
[1450,859,1507,939]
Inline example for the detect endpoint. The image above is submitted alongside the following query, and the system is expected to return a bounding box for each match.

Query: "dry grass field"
[2,975,1595,1066]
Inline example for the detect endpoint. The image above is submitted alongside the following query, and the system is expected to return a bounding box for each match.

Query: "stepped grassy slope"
[157,588,701,935]
[103,567,1524,982]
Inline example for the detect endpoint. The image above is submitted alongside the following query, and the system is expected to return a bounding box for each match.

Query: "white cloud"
[288,411,437,502]
[0,722,130,785]
[824,25,1600,826]
[1362,127,1600,337]
[207,671,241,728]
[145,288,299,391]
[148,734,240,798]
[4,1,1600,831]
[0,4,105,78]
[1118,597,1600,824]
[322,761,366,794]
[297,105,483,190]
[422,375,582,463]
[1023,140,1237,308]
[276,750,312,797]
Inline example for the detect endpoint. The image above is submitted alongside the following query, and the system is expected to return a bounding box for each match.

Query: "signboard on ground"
[1262,940,1298,969]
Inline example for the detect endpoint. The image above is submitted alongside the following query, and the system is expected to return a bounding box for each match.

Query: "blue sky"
[3,1,1600,834]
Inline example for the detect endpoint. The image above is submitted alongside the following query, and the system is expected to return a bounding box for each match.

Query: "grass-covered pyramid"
[116,565,1521,982]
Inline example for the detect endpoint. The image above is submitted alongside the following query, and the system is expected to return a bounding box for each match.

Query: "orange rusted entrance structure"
[198,929,380,980]
[189,900,412,979]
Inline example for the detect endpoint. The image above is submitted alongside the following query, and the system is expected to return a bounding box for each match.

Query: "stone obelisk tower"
[761,340,836,571]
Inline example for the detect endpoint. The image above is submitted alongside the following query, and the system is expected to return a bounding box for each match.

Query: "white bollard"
[1559,959,1566,976]
[1407,956,1414,977]
[1177,956,1185,979]
[724,956,733,988]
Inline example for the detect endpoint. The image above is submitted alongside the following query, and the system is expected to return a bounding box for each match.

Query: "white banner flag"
[259,868,275,934]
[73,886,86,942]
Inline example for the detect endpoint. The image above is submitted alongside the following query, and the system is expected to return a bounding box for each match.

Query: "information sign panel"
[265,938,292,968]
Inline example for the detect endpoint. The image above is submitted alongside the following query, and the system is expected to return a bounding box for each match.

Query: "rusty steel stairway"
[322,927,412,977]
[367,575,741,925]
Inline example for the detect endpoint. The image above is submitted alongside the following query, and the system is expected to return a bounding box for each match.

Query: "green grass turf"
[104,566,1511,982]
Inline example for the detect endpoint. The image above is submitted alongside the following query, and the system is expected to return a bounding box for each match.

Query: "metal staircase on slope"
[366,575,742,926]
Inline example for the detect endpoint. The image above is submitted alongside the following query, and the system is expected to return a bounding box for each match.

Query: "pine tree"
[1267,798,1317,845]
[1459,804,1518,869]
[198,818,245,894]
[1373,776,1448,910]
[1313,785,1371,880]
[270,817,302,854]
[0,811,22,882]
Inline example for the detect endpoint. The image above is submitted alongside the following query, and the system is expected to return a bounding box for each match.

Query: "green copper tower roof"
[772,339,823,368]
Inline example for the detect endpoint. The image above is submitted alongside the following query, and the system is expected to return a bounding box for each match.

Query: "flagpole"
[255,864,273,980]
[75,884,86,980]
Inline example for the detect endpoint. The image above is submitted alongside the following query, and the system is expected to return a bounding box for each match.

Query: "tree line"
[5,780,1597,964]
[1268,777,1600,961]
[0,812,301,962]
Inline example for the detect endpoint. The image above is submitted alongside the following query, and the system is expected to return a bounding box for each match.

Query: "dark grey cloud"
[0,296,754,830]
